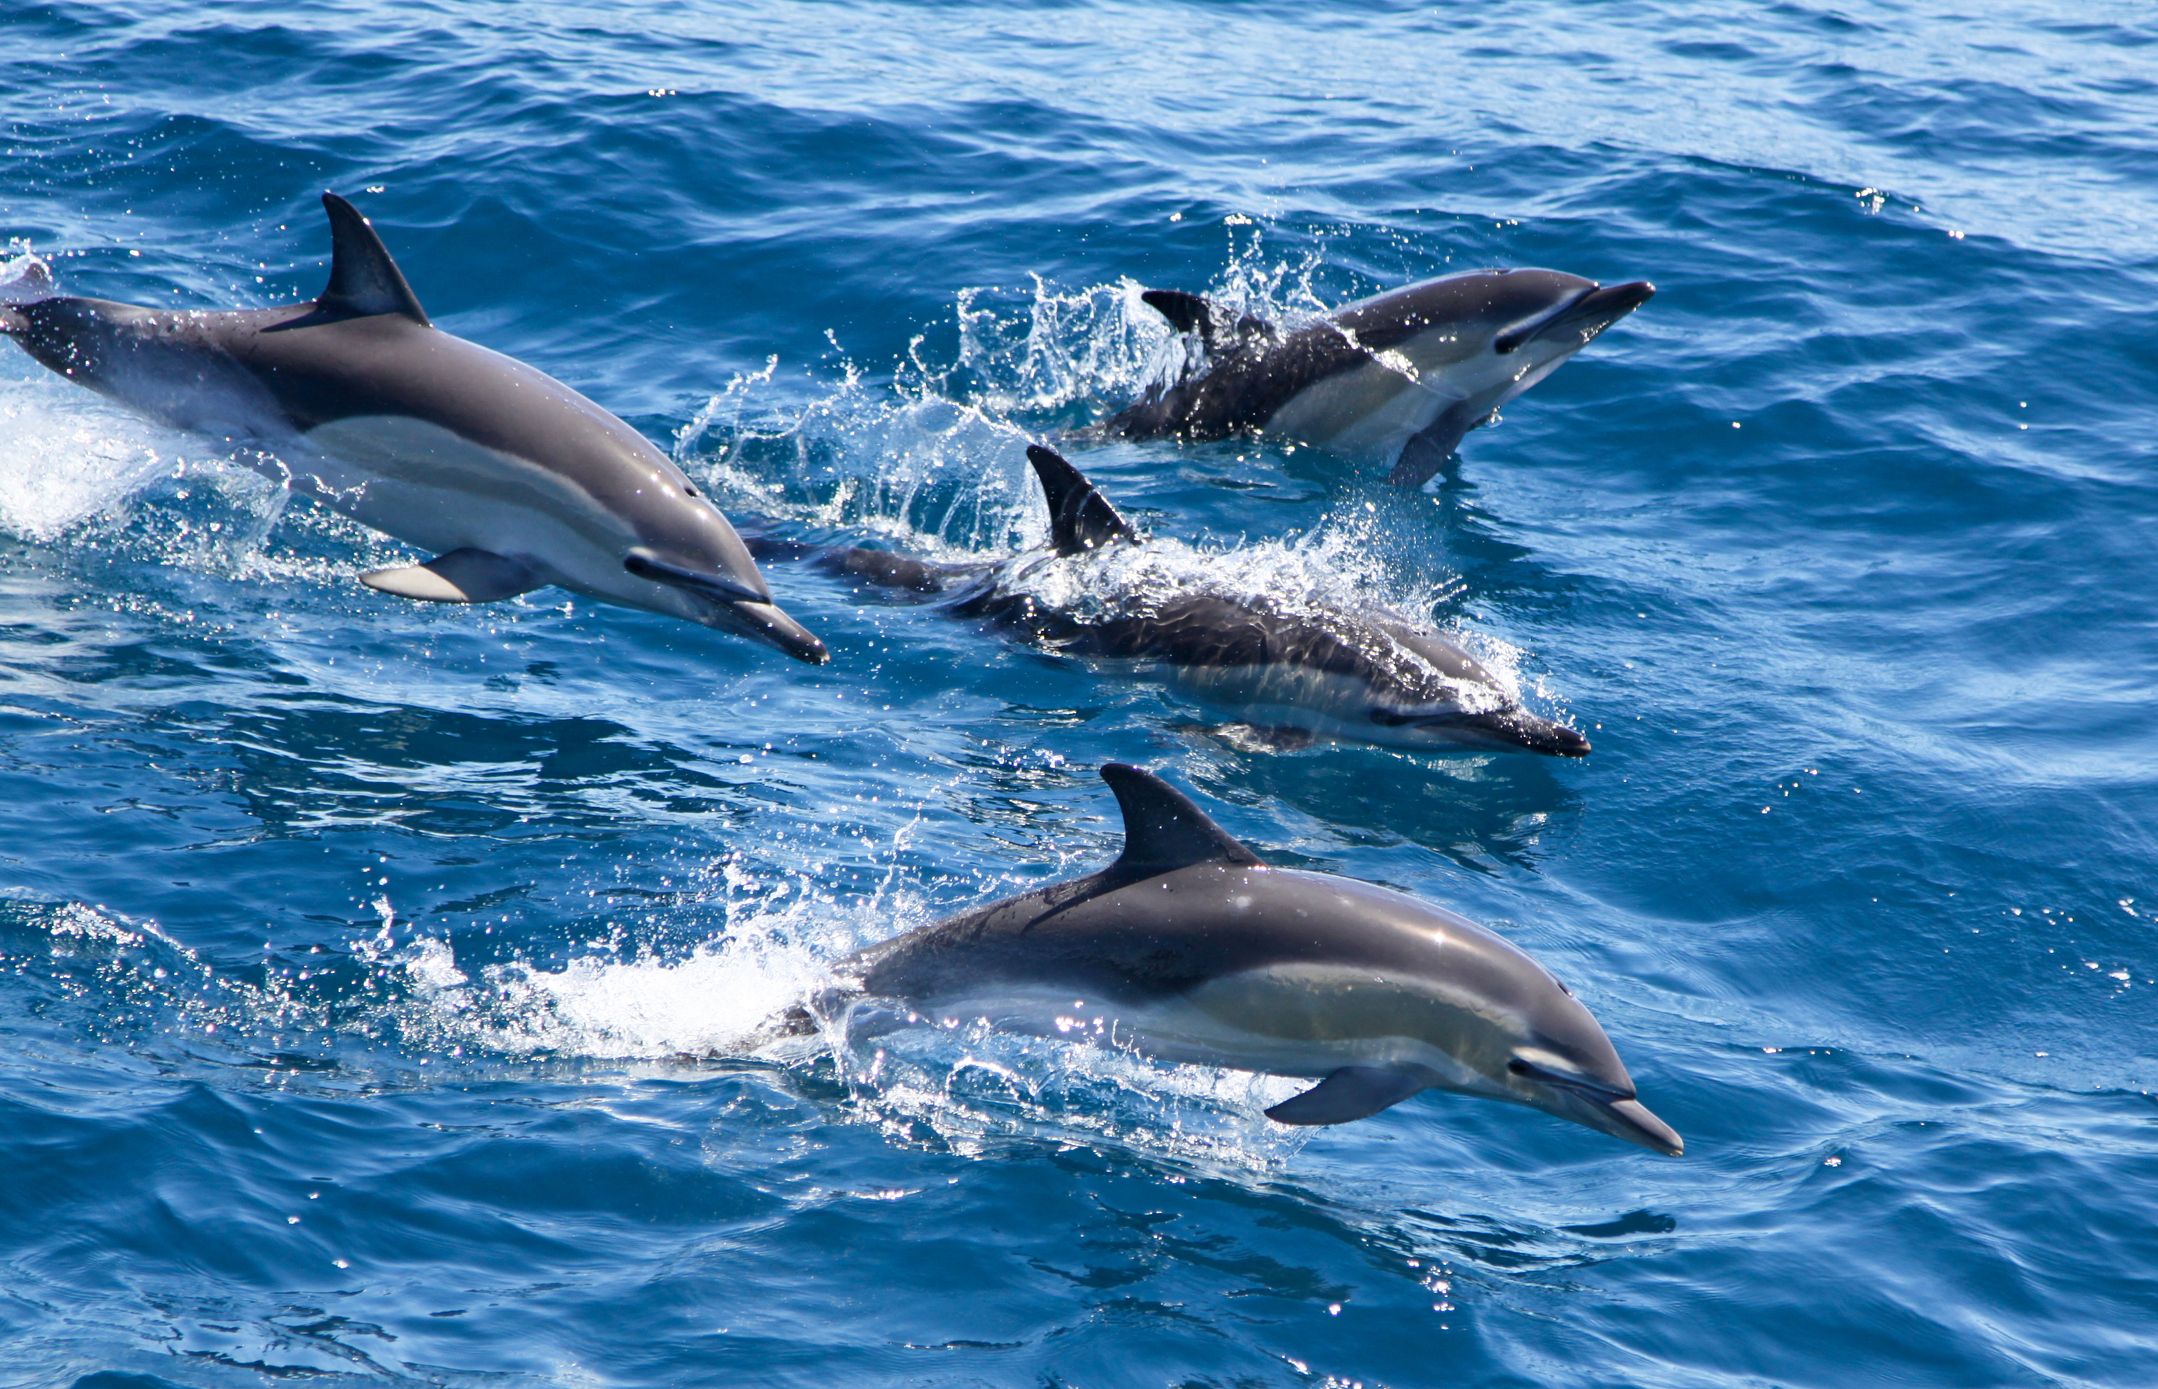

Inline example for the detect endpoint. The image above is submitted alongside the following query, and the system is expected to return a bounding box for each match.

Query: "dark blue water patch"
[5,0,2158,1383]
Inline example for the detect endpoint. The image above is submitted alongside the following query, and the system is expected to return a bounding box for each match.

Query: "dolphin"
[0,194,827,663]
[749,444,1588,755]
[1102,268,1654,487]
[818,763,1680,1153]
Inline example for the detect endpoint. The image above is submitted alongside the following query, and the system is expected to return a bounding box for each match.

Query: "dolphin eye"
[1507,1058,1532,1077]
[682,483,698,496]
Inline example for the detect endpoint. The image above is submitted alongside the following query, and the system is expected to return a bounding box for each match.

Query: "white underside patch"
[289,415,645,606]
[1166,662,1509,748]
[915,965,1515,1100]
[1265,359,1460,462]
[1263,336,1589,463]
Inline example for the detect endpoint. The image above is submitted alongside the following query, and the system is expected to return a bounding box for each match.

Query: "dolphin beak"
[1492,712,1590,758]
[625,548,830,664]
[1578,280,1656,324]
[1496,280,1655,354]
[729,598,831,666]
[1524,1066,1683,1155]
[1438,709,1590,757]
[1595,1097,1684,1157]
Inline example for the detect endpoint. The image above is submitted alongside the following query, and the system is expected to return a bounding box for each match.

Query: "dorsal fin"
[316,193,430,326]
[1026,445,1138,556]
[1141,289,1217,342]
[1100,764,1264,877]
[1140,288,1273,354]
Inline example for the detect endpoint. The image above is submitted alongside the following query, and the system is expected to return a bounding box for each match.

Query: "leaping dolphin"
[817,763,1681,1154]
[0,194,828,663]
[748,444,1589,755]
[1103,268,1654,487]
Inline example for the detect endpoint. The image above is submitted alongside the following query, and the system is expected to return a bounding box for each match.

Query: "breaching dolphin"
[818,763,1681,1153]
[1102,269,1654,487]
[749,444,1588,755]
[0,194,827,663]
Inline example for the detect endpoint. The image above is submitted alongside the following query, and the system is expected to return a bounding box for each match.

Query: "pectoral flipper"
[360,548,540,603]
[1263,1065,1428,1125]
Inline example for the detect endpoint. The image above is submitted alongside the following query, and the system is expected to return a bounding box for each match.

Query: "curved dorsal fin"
[1140,288,1273,355]
[1026,444,1138,556]
[1141,288,1217,342]
[1100,764,1264,877]
[317,193,430,326]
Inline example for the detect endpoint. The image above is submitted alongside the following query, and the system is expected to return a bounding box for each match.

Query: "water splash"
[669,245,1564,733]
[0,246,54,304]
[4,877,1316,1173]
[676,231,1342,545]
[0,374,184,543]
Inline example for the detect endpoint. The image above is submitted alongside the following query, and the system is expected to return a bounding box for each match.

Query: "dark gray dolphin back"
[849,764,1532,1010]
[1026,445,1138,556]
[1107,292,1370,442]
[850,764,1270,1002]
[316,193,430,325]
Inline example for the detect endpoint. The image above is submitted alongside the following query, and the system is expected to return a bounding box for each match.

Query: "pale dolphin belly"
[1161,659,1506,746]
[1262,358,1458,461]
[290,414,635,596]
[1262,348,1570,463]
[911,967,1499,1095]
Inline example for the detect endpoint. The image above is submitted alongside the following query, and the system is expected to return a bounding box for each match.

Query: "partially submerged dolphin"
[1103,269,1654,487]
[820,763,1680,1153]
[750,444,1588,755]
[0,194,827,663]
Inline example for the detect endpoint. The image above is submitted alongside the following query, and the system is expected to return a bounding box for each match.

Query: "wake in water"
[0,229,1567,1170]
[672,248,1581,753]
[0,877,1309,1173]
[677,225,1346,535]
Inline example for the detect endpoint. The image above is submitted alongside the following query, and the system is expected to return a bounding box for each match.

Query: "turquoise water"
[4,1,2156,1383]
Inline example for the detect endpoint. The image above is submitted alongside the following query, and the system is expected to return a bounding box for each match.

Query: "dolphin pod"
[1105,269,1654,487]
[822,763,1680,1154]
[749,443,1590,756]
[0,195,828,663]
[6,192,1677,1153]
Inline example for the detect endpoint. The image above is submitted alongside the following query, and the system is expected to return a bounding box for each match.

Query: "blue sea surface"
[3,2,2155,1383]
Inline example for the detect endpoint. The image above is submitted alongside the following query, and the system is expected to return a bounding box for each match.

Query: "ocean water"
[2,1,2155,1383]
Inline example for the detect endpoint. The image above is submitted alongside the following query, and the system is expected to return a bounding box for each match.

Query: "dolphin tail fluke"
[1265,1066,1428,1125]
[1025,445,1138,556]
[317,193,432,326]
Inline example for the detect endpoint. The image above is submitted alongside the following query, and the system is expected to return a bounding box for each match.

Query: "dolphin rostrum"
[1103,268,1654,487]
[0,194,827,663]
[818,763,1681,1153]
[750,444,1588,755]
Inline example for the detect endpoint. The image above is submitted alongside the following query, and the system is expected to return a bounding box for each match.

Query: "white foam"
[0,249,55,305]
[401,933,836,1060]
[665,246,1568,732]
[0,370,190,542]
